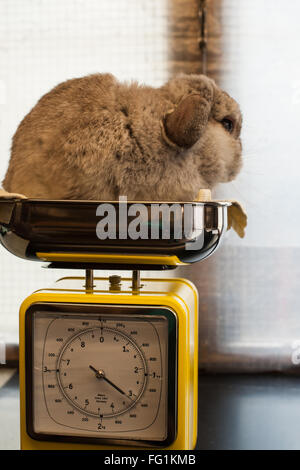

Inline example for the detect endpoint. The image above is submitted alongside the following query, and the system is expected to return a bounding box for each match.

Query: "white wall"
[215,0,300,248]
[2,0,300,349]
[0,0,169,342]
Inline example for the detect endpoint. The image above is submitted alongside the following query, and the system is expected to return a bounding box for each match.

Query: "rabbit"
[2,73,242,201]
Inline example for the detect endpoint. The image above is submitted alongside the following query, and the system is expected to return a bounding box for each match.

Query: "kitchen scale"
[0,197,230,450]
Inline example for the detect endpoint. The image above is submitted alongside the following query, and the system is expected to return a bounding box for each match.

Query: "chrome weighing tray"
[0,199,230,270]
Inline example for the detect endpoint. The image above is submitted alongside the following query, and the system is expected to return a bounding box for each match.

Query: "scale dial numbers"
[31,309,174,443]
[57,327,147,418]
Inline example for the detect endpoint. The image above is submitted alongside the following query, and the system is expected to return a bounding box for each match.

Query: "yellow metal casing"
[19,276,198,450]
[36,252,188,266]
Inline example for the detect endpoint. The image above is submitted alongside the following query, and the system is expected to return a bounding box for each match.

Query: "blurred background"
[0,0,300,373]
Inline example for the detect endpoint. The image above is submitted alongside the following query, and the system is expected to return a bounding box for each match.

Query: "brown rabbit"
[3,73,242,201]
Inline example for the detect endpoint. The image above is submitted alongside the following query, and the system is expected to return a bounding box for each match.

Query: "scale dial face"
[28,305,177,445]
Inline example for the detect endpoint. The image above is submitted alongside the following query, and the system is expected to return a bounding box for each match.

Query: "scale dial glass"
[28,305,176,445]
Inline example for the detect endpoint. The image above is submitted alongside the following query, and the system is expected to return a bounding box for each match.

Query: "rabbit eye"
[221,117,234,133]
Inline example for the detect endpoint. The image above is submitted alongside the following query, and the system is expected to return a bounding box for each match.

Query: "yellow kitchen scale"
[0,197,230,450]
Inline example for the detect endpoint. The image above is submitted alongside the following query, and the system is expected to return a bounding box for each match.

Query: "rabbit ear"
[162,94,208,149]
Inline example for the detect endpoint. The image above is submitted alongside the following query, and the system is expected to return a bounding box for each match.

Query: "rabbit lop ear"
[162,94,208,149]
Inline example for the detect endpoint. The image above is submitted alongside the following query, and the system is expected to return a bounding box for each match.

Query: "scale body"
[0,198,230,450]
[19,275,198,450]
